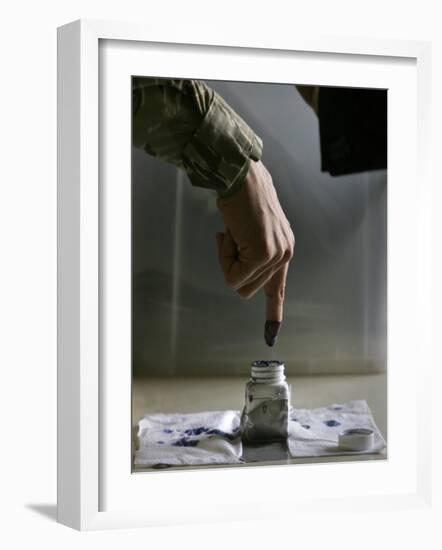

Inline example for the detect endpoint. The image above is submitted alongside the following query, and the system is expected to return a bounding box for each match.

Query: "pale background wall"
[133,81,387,376]
[1,1,440,548]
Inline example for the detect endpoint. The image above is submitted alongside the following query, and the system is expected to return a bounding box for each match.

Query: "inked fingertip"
[264,320,281,347]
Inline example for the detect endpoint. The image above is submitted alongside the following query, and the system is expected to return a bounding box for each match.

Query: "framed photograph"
[57,19,433,530]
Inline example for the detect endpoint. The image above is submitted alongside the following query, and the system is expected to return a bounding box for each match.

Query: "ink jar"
[240,360,290,443]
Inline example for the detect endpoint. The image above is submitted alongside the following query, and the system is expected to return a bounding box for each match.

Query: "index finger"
[264,262,289,323]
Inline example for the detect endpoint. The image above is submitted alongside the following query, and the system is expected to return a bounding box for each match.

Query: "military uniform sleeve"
[132,77,263,197]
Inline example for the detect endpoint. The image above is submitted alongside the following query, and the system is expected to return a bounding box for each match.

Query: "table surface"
[132,372,387,472]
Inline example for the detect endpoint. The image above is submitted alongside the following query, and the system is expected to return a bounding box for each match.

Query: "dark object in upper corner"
[318,87,387,176]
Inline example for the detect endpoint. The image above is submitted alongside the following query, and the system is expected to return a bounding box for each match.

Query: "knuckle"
[276,242,293,264]
[258,242,273,261]
[281,249,291,263]
[278,286,286,302]
[266,285,286,304]
[238,288,253,300]
[285,244,294,262]
[285,236,295,261]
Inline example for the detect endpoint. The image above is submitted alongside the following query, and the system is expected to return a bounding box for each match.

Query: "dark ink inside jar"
[240,360,290,443]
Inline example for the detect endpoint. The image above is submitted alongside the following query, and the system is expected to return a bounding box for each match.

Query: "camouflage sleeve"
[132,77,263,197]
[295,85,319,115]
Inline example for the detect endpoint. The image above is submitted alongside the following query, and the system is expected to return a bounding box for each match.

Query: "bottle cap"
[251,360,285,382]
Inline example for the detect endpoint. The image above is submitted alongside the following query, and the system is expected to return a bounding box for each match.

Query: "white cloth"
[135,410,242,466]
[287,400,386,457]
[135,400,386,466]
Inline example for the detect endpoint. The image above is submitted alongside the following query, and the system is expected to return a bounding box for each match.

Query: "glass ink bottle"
[240,360,290,442]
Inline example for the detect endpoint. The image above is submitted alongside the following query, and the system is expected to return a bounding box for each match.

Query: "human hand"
[215,160,295,346]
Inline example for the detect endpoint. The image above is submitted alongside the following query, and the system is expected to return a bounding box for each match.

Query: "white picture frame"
[57,18,433,531]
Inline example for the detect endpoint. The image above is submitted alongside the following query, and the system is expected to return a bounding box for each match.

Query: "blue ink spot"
[302,424,310,429]
[184,426,208,436]
[163,429,174,434]
[172,437,199,447]
[333,405,343,410]
[291,417,298,422]
[176,426,241,442]
[324,419,341,427]
[156,441,165,444]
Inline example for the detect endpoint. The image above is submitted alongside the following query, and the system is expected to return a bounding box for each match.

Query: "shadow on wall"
[132,81,387,378]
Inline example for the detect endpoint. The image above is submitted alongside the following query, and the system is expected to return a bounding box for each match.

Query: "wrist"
[216,158,251,199]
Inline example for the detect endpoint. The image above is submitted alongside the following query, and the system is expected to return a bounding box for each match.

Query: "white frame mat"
[57,19,433,530]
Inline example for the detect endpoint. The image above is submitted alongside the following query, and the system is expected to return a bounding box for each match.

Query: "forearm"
[133,78,263,196]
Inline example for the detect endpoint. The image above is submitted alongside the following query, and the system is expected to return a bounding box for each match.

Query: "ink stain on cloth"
[182,426,240,440]
[184,427,208,436]
[172,437,199,447]
[324,419,341,427]
[170,426,241,447]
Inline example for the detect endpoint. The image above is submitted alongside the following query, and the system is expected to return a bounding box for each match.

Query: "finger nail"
[264,321,281,347]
